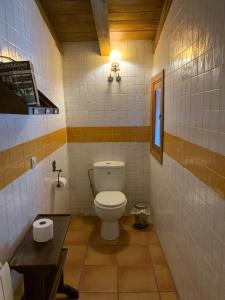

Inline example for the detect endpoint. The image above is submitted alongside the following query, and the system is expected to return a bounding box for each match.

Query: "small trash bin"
[131,203,152,229]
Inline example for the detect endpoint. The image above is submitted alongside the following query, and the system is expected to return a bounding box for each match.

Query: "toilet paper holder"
[52,160,62,187]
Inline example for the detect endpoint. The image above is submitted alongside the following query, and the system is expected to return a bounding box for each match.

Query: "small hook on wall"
[108,73,114,82]
[116,73,121,82]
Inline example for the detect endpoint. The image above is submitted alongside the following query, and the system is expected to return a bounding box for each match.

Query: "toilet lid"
[95,191,127,208]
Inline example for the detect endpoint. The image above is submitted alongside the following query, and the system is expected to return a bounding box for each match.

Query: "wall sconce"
[108,50,122,82]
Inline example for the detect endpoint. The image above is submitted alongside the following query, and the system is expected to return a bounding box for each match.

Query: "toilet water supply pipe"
[88,168,96,198]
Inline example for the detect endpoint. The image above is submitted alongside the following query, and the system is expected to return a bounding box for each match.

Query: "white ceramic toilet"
[93,161,127,240]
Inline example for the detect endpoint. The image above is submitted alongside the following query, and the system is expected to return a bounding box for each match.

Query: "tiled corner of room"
[151,0,225,298]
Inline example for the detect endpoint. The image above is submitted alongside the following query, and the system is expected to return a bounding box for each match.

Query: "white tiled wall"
[151,0,225,299]
[153,0,225,156]
[68,142,150,214]
[151,155,225,300]
[0,146,69,262]
[63,41,152,127]
[0,0,68,266]
[63,41,153,213]
[0,0,66,152]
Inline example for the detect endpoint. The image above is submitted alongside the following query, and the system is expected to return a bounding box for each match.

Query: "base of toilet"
[101,221,119,240]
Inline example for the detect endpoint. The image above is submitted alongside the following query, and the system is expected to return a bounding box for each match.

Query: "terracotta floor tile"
[160,292,179,300]
[120,216,135,231]
[80,266,118,292]
[59,217,178,299]
[119,230,147,245]
[69,216,100,232]
[89,228,147,246]
[149,245,167,265]
[118,245,151,265]
[64,230,90,245]
[89,230,120,246]
[85,245,118,265]
[145,229,160,245]
[64,245,87,267]
[63,265,81,288]
[118,265,157,292]
[119,292,160,300]
[79,293,118,300]
[154,265,176,291]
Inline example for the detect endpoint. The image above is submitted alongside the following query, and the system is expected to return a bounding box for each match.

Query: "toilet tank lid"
[94,161,125,168]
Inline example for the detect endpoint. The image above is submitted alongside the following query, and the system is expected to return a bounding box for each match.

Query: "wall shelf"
[0,81,59,115]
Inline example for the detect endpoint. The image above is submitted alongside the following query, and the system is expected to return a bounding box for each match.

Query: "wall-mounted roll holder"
[52,161,62,187]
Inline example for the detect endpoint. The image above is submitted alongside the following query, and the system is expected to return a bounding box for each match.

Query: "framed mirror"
[150,70,164,163]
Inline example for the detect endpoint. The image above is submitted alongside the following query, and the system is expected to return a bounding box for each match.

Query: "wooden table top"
[10,214,71,272]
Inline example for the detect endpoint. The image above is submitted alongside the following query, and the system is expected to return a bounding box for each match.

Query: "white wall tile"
[151,0,225,299]
[0,0,69,267]
[63,41,152,128]
[67,142,150,214]
[63,41,153,212]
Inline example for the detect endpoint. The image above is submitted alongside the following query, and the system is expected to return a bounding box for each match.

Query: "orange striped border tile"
[2,126,225,201]
[164,132,225,200]
[0,128,67,190]
[67,127,151,143]
[0,126,151,191]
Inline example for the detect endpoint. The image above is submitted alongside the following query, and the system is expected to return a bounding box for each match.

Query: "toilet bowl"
[94,191,127,240]
[93,161,127,240]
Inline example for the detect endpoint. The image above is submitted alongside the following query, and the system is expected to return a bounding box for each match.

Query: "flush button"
[107,171,111,175]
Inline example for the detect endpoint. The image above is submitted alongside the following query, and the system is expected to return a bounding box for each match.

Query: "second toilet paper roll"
[33,218,53,243]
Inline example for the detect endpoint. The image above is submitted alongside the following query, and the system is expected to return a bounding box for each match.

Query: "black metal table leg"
[57,272,79,299]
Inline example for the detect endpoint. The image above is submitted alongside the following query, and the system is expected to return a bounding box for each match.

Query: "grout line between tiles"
[77,228,92,291]
[116,246,120,300]
[146,229,162,299]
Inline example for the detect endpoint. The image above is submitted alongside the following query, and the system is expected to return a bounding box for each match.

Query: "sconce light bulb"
[109,50,121,63]
[108,50,121,80]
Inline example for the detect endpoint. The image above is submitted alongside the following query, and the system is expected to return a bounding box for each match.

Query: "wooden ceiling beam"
[90,0,111,56]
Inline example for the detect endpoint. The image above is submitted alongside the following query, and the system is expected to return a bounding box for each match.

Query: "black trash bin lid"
[134,203,147,210]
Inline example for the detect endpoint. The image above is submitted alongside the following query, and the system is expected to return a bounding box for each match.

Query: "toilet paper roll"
[54,177,67,190]
[33,218,53,243]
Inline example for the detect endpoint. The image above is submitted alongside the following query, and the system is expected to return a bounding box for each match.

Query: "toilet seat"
[95,191,127,208]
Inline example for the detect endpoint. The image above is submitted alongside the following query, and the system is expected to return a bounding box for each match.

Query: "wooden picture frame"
[150,70,164,164]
